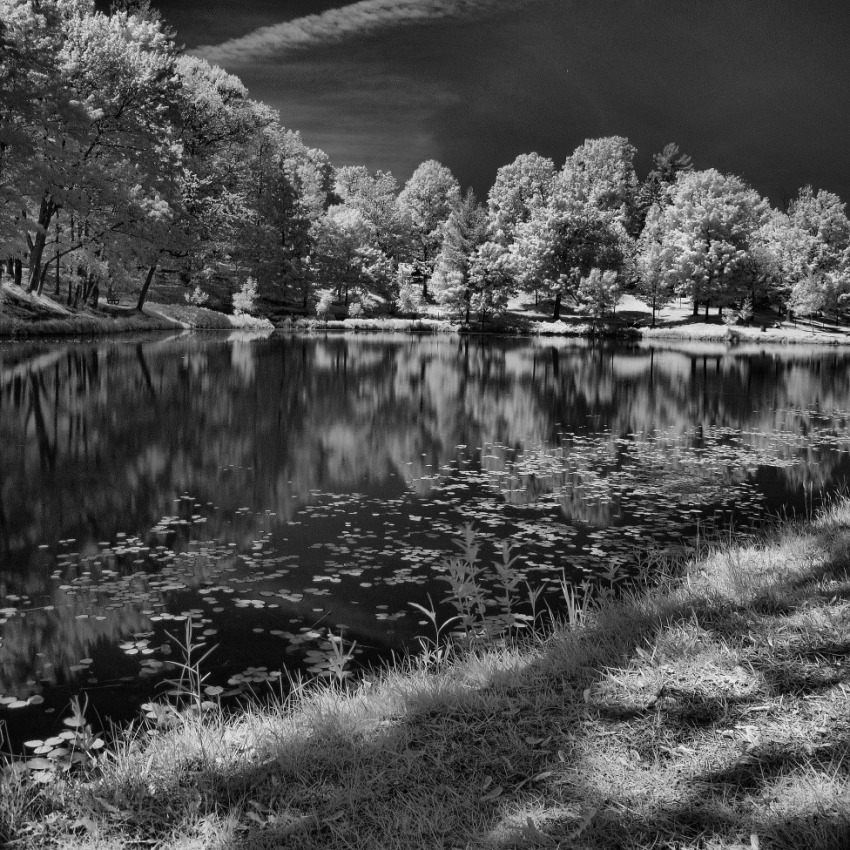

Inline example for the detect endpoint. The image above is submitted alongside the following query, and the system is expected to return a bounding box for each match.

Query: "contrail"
[193,0,523,65]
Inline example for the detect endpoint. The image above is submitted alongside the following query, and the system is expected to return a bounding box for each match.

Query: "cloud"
[192,0,519,65]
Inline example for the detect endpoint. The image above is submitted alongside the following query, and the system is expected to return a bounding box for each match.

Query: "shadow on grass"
[84,527,850,850]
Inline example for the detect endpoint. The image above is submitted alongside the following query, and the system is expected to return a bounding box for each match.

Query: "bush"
[396,279,423,315]
[184,285,209,307]
[232,277,258,316]
[348,301,364,319]
[316,291,334,320]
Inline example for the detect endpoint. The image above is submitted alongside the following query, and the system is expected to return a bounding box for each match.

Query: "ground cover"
[2,498,848,849]
[4,282,850,344]
[0,285,273,336]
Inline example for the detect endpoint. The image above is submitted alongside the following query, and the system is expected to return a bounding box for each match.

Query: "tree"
[789,186,850,272]
[511,195,626,320]
[232,276,258,315]
[311,205,371,306]
[333,165,406,259]
[394,263,422,314]
[633,142,693,234]
[751,210,814,315]
[467,240,513,323]
[634,204,675,327]
[486,152,556,246]
[577,268,622,325]
[397,160,460,293]
[25,2,179,293]
[559,136,639,232]
[430,189,487,320]
[652,169,768,317]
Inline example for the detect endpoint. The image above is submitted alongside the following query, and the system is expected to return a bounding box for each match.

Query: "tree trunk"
[136,264,157,312]
[552,291,562,321]
[692,298,698,317]
[14,259,22,287]
[27,196,55,292]
[36,259,51,296]
[651,296,657,328]
[54,216,61,297]
[704,302,709,319]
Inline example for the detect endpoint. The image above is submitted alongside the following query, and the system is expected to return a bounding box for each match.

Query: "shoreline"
[0,304,850,349]
[3,283,849,344]
[2,501,848,848]
[5,313,849,346]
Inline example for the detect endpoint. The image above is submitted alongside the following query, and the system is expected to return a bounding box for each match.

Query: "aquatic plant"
[20,695,105,783]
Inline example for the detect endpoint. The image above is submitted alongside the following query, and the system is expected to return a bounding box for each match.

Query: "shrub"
[184,285,209,307]
[348,301,364,319]
[232,277,258,316]
[316,291,334,320]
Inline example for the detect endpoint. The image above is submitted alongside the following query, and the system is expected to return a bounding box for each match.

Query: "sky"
[135,0,850,205]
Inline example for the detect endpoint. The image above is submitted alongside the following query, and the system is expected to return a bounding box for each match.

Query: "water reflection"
[2,333,850,738]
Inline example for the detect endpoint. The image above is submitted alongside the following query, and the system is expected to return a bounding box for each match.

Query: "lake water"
[2,331,850,745]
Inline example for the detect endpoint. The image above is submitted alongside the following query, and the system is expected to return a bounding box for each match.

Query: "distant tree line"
[2,0,849,323]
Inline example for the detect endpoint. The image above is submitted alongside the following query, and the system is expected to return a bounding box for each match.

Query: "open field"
[2,498,849,849]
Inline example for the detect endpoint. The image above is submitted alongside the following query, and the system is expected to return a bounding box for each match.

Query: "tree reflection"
[2,334,850,721]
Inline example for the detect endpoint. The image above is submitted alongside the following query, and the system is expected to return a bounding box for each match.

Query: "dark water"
[2,330,850,745]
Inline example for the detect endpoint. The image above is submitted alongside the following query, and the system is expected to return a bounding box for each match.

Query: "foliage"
[512,194,626,319]
[647,169,769,313]
[397,159,460,285]
[437,524,538,640]
[395,263,423,314]
[1,2,848,329]
[232,276,258,316]
[633,142,693,233]
[487,152,556,245]
[315,289,334,319]
[560,136,639,232]
[634,205,675,326]
[577,268,622,320]
[184,285,209,307]
[431,189,487,319]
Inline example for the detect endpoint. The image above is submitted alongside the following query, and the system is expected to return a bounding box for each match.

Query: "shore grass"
[3,501,849,849]
[5,282,850,344]
[0,285,273,336]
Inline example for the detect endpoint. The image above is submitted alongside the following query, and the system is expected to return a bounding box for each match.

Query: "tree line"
[2,0,849,323]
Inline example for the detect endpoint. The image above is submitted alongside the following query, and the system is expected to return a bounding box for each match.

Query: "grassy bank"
[0,285,273,336]
[2,503,849,849]
[3,281,850,345]
[284,316,457,334]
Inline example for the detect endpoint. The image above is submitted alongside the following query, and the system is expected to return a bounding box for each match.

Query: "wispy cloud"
[193,0,520,65]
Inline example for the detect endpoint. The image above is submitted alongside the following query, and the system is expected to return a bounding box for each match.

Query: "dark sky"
[137,0,850,205]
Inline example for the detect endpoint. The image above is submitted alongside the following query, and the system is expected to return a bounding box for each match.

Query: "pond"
[2,330,850,746]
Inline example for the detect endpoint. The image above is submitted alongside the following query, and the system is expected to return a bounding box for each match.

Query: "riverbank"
[0,286,273,336]
[2,501,848,849]
[283,315,850,345]
[4,283,850,345]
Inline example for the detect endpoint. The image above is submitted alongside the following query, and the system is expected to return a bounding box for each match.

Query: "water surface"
[2,331,850,742]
